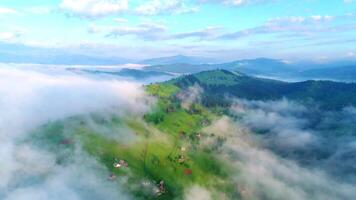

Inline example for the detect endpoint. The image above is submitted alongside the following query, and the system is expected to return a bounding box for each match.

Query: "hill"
[141,55,217,65]
[16,69,356,200]
[144,63,217,74]
[144,58,296,76]
[166,69,356,110]
[69,68,173,79]
[114,68,173,79]
[143,58,356,82]
[300,65,356,81]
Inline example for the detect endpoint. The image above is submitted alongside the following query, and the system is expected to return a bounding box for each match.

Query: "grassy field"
[27,83,239,200]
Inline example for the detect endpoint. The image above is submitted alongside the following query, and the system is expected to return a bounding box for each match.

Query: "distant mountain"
[144,58,297,76]
[70,68,173,79]
[300,66,356,81]
[144,63,216,74]
[0,42,132,65]
[140,55,218,65]
[168,69,356,110]
[226,58,296,75]
[144,58,356,82]
[318,60,356,69]
[0,52,132,66]
[114,68,173,79]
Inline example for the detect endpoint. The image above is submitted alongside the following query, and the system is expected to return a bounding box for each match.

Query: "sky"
[0,0,355,61]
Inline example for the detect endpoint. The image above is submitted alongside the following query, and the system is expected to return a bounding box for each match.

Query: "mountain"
[300,65,356,81]
[144,63,216,74]
[143,58,356,82]
[147,70,356,187]
[0,42,132,65]
[116,68,173,79]
[224,58,296,75]
[70,68,173,79]
[167,69,356,110]
[140,55,218,65]
[10,67,356,199]
[144,58,297,76]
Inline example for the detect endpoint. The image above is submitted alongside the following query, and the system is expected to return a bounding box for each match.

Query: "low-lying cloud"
[0,67,150,135]
[204,117,356,200]
[230,98,356,184]
[177,84,203,109]
[0,66,151,200]
[232,99,314,148]
[2,66,356,199]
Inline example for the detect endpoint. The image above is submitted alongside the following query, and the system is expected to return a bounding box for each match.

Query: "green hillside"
[21,69,356,200]
[167,69,356,110]
[27,81,239,200]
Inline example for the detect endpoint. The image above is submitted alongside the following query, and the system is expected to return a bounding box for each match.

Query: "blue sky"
[0,0,355,61]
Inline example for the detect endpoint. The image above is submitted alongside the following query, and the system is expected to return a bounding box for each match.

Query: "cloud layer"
[230,98,356,184]
[0,66,151,200]
[204,116,356,200]
[60,0,129,18]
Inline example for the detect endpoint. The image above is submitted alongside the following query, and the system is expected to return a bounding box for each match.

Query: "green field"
[27,82,239,200]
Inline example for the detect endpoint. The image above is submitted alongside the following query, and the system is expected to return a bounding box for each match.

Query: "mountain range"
[143,57,356,82]
[166,69,356,110]
[1,44,356,82]
[140,55,218,65]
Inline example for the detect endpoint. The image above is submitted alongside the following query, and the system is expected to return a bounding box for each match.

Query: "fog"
[204,117,356,200]
[230,98,356,184]
[177,84,203,110]
[0,66,151,200]
[1,66,356,200]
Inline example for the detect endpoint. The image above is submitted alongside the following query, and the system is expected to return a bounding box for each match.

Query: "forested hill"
[166,69,356,110]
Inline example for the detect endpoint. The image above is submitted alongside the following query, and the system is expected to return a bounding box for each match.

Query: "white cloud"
[135,0,198,15]
[60,0,129,18]
[90,21,168,39]
[59,0,198,17]
[88,23,103,34]
[218,14,342,40]
[0,31,22,41]
[232,99,314,148]
[177,85,203,109]
[0,7,18,15]
[199,0,270,6]
[170,26,222,40]
[90,21,221,41]
[224,0,250,5]
[114,17,128,23]
[266,15,334,25]
[0,66,151,136]
[311,15,333,21]
[0,66,153,199]
[26,6,52,15]
[184,186,212,200]
[347,52,355,57]
[203,117,356,200]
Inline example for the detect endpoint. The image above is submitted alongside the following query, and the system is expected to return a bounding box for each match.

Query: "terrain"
[142,57,356,82]
[168,69,356,109]
[4,69,355,200]
[69,68,174,80]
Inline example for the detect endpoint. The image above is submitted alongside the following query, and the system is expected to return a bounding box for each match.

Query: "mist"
[177,84,203,110]
[1,65,356,200]
[0,66,152,200]
[203,116,356,200]
[230,98,356,184]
